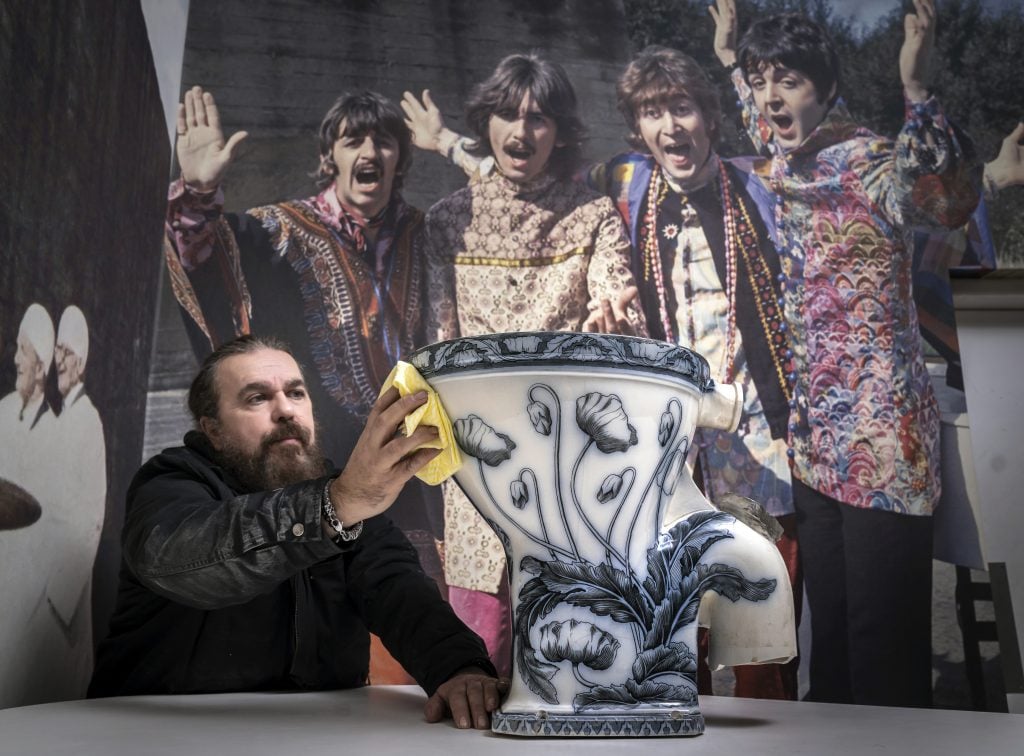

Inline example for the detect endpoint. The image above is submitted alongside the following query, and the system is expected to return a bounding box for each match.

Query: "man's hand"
[329,388,440,526]
[582,286,640,335]
[985,122,1024,193]
[401,89,457,155]
[707,0,738,68]
[900,0,936,103]
[424,668,509,730]
[176,85,248,191]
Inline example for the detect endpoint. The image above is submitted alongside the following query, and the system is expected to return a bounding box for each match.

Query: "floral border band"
[409,332,713,392]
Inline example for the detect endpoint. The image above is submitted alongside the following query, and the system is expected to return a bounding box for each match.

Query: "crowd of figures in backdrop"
[3,0,1023,723]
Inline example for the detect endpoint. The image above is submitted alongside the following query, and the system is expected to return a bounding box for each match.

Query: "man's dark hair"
[188,334,294,427]
[617,46,724,151]
[464,52,585,181]
[315,91,413,191]
[737,13,841,105]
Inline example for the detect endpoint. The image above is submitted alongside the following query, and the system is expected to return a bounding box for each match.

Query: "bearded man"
[89,335,503,730]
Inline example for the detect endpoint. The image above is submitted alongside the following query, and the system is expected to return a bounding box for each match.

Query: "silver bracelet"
[322,479,363,542]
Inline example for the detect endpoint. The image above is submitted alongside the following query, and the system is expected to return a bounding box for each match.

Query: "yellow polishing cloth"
[379,361,463,485]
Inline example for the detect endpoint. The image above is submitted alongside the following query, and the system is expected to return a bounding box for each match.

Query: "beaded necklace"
[640,161,792,397]
[718,162,793,394]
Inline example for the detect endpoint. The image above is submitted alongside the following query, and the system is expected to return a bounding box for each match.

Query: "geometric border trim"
[491,710,705,737]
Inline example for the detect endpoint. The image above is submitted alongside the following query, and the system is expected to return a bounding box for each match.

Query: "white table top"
[1,685,1021,755]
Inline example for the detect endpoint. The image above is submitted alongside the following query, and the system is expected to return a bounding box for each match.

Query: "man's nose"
[661,110,683,132]
[271,393,297,421]
[764,82,781,105]
[358,136,380,158]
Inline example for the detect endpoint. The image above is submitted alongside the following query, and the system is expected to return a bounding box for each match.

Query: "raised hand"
[900,0,936,102]
[985,122,1024,193]
[328,388,440,526]
[401,89,453,154]
[175,86,249,191]
[707,0,738,68]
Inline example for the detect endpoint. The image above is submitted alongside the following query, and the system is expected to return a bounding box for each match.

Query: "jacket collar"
[774,97,861,159]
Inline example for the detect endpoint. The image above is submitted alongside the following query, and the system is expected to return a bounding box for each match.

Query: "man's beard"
[216,420,328,492]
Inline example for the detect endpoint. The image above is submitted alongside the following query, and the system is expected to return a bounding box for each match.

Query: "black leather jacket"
[89,432,491,697]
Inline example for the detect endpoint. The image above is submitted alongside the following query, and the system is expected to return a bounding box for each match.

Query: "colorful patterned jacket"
[732,69,981,515]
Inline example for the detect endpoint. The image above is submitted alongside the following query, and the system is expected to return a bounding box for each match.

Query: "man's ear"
[200,416,222,450]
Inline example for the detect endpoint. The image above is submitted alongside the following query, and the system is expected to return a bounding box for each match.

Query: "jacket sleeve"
[343,516,494,695]
[732,67,775,155]
[855,97,980,232]
[122,453,340,610]
[422,209,461,343]
[164,179,267,348]
[586,199,649,337]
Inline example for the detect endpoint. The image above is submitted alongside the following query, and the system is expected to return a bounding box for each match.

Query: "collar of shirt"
[772,97,861,161]
[312,181,393,233]
[63,382,85,410]
[478,158,558,199]
[662,152,722,196]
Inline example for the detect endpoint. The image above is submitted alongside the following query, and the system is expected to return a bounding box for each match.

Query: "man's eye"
[247,395,266,405]
[641,108,660,120]
[288,389,307,400]
[671,105,692,117]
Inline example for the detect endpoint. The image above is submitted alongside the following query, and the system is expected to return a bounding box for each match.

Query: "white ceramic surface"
[411,333,796,736]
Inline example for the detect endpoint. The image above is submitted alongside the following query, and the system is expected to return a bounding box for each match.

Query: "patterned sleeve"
[587,200,648,337]
[731,67,774,155]
[166,178,226,271]
[164,178,253,347]
[421,209,461,343]
[857,97,980,232]
[438,132,484,180]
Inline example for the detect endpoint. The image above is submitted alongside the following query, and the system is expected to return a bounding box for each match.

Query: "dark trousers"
[793,477,933,707]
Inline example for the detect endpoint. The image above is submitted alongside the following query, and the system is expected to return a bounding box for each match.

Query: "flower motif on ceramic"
[451,345,486,367]
[454,414,516,466]
[560,337,606,362]
[596,473,624,504]
[658,409,675,447]
[449,382,777,715]
[576,393,637,454]
[528,400,552,436]
[510,476,530,509]
[539,619,620,682]
[503,334,543,353]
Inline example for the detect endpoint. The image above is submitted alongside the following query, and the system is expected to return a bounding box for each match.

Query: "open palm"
[176,86,248,191]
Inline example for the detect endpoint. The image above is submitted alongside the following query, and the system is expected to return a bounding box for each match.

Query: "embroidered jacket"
[164,181,441,540]
[732,69,980,515]
[588,153,793,517]
[422,165,645,593]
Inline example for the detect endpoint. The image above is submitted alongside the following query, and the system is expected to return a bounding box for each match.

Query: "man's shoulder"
[554,177,621,216]
[425,184,475,224]
[134,435,215,484]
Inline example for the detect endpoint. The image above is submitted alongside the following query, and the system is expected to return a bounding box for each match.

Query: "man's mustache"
[261,421,312,452]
